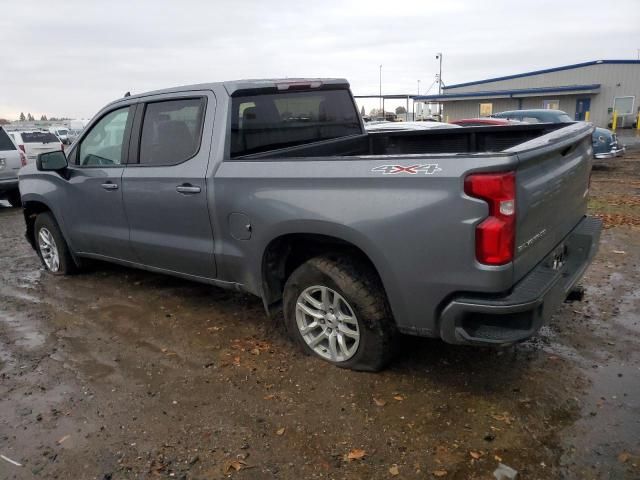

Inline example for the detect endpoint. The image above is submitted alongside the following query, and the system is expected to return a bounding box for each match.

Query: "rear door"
[121,91,216,279]
[61,105,137,260]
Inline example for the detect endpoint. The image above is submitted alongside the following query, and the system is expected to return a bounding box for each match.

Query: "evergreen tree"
[19,112,26,121]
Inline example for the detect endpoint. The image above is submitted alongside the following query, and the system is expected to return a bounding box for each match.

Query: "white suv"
[8,130,64,163]
[0,127,27,206]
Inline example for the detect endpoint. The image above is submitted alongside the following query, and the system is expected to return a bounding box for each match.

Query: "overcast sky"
[1,0,638,119]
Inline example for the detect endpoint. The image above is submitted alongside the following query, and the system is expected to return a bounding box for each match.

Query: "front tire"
[6,190,21,207]
[283,255,396,371]
[34,212,75,275]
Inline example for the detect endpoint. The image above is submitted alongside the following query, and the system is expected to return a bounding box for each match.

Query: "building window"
[542,99,559,110]
[613,96,635,116]
[479,103,493,117]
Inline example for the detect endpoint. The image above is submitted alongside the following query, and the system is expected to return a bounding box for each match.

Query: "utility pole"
[417,79,420,95]
[379,64,382,116]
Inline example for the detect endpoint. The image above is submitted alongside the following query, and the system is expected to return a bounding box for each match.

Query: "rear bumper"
[594,145,625,159]
[439,216,602,346]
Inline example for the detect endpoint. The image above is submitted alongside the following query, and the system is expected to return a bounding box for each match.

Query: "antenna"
[124,91,131,98]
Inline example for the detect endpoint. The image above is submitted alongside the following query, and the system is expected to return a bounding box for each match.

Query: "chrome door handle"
[176,184,201,194]
[101,182,118,190]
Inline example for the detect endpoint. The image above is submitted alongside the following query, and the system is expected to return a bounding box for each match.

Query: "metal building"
[415,60,640,128]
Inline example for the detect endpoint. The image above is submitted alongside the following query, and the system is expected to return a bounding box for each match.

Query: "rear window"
[230,89,362,157]
[21,132,60,144]
[57,129,68,135]
[557,114,573,123]
[0,129,16,151]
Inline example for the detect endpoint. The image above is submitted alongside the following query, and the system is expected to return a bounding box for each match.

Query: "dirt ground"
[1,149,639,480]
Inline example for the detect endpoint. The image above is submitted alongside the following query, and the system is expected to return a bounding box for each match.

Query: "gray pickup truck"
[19,78,601,370]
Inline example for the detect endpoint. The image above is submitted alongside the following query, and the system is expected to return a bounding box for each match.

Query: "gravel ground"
[0,151,639,480]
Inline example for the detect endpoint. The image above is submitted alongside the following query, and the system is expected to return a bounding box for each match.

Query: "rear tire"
[283,255,396,371]
[34,212,75,275]
[6,190,21,208]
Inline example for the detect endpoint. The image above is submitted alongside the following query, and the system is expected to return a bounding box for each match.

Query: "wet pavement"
[1,153,639,479]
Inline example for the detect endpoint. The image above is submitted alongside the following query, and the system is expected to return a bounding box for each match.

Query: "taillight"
[18,144,25,153]
[19,151,27,167]
[464,171,516,265]
[61,143,65,153]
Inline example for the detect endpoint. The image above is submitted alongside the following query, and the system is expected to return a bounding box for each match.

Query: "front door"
[575,98,591,121]
[122,93,216,279]
[62,105,137,260]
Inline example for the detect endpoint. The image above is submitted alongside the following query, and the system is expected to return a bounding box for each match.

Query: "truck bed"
[234,123,566,159]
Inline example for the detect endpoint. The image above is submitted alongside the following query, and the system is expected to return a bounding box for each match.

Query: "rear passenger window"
[0,129,16,150]
[139,98,205,165]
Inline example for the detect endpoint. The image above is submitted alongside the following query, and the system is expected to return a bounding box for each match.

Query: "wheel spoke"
[337,332,350,356]
[328,332,338,361]
[296,302,324,319]
[39,230,50,246]
[299,321,319,334]
[320,287,329,310]
[337,312,358,325]
[303,292,323,310]
[338,323,359,339]
[308,332,326,348]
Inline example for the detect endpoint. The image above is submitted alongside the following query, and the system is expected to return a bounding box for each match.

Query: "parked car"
[451,118,523,127]
[9,131,64,164]
[49,126,70,144]
[0,127,27,206]
[19,78,601,371]
[66,129,83,144]
[491,109,625,160]
[365,120,461,131]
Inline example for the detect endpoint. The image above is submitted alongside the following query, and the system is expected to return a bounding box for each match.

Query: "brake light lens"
[276,81,323,90]
[60,143,64,153]
[464,172,516,265]
[18,144,25,153]
[19,151,27,167]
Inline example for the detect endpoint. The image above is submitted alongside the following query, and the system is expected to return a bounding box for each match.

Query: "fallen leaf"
[223,460,247,474]
[233,356,241,366]
[276,427,285,436]
[347,448,367,461]
[389,464,400,476]
[469,451,482,460]
[264,394,275,400]
[494,454,503,462]
[393,395,404,401]
[432,469,448,477]
[618,452,630,463]
[250,348,260,355]
[373,397,387,407]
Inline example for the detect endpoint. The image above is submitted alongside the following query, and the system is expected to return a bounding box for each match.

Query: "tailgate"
[507,122,594,282]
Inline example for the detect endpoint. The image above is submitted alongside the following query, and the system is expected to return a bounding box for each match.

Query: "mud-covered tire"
[6,190,22,208]
[283,255,396,371]
[34,212,75,275]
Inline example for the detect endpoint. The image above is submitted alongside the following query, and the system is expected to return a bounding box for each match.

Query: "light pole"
[436,53,443,94]
[417,79,420,95]
[379,64,382,116]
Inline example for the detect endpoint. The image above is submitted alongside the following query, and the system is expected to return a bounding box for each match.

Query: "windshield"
[21,132,60,144]
[57,129,68,135]
[557,114,573,123]
[230,88,362,157]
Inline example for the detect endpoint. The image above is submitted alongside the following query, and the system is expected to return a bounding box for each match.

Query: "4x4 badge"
[371,164,442,175]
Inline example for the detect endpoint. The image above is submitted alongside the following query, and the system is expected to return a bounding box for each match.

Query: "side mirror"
[37,150,68,172]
